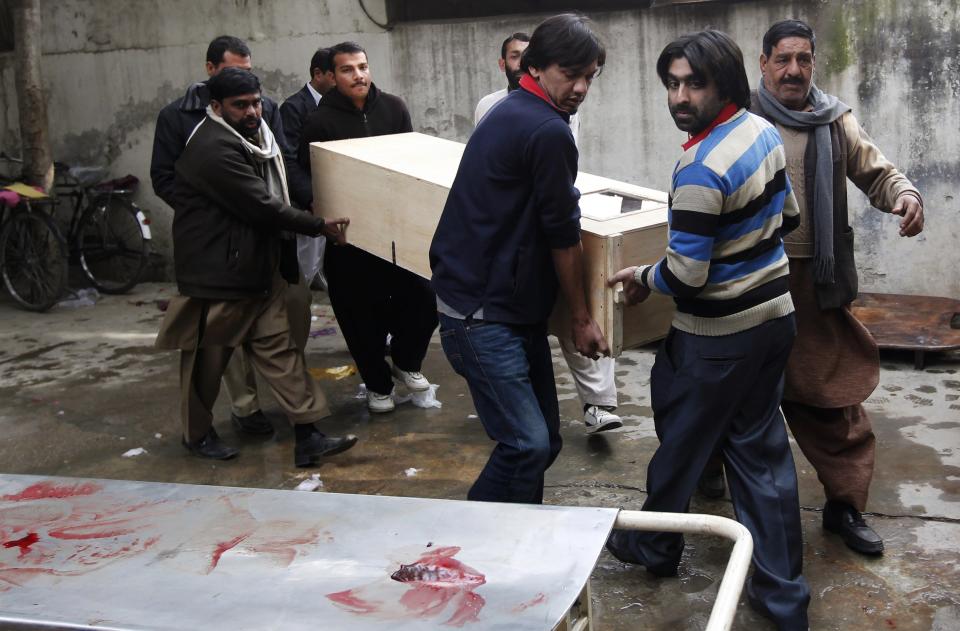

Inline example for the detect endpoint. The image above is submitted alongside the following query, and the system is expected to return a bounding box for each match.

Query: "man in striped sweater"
[604,31,809,629]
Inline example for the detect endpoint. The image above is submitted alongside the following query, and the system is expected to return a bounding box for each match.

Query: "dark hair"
[500,32,530,60]
[206,35,251,66]
[762,19,816,56]
[656,30,750,110]
[520,14,605,74]
[208,67,261,101]
[310,47,332,76]
[328,41,367,69]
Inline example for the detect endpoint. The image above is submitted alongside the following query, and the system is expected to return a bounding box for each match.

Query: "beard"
[505,68,523,91]
[669,104,713,134]
[227,115,261,139]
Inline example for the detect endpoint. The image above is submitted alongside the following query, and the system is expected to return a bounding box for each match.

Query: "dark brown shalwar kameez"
[777,118,920,511]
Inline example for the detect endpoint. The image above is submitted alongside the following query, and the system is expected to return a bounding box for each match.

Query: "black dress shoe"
[605,530,678,577]
[697,467,726,499]
[231,410,274,435]
[182,428,239,460]
[823,500,884,556]
[294,433,358,467]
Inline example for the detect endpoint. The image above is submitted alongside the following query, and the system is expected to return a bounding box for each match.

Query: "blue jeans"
[439,314,562,504]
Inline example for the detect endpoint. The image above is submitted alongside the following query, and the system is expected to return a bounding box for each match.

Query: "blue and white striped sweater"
[637,108,800,336]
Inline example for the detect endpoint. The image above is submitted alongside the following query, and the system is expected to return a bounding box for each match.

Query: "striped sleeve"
[641,162,724,298]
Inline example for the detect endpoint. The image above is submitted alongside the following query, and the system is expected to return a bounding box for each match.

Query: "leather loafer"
[294,433,358,468]
[231,410,274,435]
[823,500,884,556]
[605,530,678,577]
[697,466,726,499]
[182,428,239,460]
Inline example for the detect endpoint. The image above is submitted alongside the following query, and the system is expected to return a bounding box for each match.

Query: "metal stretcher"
[0,475,751,630]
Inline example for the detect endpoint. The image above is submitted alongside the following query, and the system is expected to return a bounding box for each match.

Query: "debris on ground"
[127,298,169,311]
[356,383,443,409]
[404,468,420,477]
[57,288,99,309]
[308,327,338,338]
[310,365,357,380]
[121,447,147,458]
[294,474,324,492]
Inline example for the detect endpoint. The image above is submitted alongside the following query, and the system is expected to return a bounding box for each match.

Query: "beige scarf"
[199,105,291,206]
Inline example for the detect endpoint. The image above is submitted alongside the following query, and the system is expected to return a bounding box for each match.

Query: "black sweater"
[297,83,413,171]
[429,87,581,325]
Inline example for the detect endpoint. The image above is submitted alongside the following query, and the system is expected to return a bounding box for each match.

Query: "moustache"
[351,81,368,87]
[780,78,805,85]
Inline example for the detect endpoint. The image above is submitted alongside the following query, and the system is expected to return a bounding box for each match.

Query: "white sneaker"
[367,391,395,413]
[391,365,430,392]
[584,405,623,434]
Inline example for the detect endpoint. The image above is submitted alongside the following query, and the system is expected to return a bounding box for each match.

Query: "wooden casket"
[310,132,673,356]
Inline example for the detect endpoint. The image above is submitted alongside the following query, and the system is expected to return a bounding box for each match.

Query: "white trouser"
[557,335,617,408]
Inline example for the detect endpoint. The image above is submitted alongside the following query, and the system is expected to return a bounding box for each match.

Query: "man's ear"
[759,53,768,75]
[210,99,222,116]
[498,58,506,72]
[527,66,541,80]
[205,61,217,77]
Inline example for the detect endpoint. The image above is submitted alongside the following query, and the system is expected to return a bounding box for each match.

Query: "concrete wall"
[1,0,957,297]
[0,0,394,267]
[390,0,960,298]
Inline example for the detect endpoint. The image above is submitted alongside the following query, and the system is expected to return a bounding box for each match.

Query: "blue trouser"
[438,314,562,504]
[610,315,810,630]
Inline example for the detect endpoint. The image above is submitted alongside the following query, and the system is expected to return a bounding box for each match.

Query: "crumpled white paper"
[356,383,442,409]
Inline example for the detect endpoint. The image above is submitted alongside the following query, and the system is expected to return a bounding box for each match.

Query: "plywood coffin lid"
[310,132,466,188]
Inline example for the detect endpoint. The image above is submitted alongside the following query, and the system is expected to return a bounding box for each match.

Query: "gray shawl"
[756,82,850,283]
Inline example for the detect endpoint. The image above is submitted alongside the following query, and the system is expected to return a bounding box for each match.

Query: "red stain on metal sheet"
[391,546,486,588]
[3,533,39,557]
[209,534,251,572]
[327,545,487,626]
[0,480,167,591]
[2,481,100,501]
[512,592,547,612]
[328,589,381,614]
[1,480,326,593]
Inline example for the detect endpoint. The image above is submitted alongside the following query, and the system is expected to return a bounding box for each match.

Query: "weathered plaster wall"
[391,0,960,298]
[0,0,393,267]
[1,0,957,297]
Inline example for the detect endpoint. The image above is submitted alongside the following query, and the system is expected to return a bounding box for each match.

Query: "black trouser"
[610,315,810,630]
[324,244,438,395]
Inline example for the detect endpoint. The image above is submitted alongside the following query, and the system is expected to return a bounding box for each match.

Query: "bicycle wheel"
[77,198,148,294]
[0,208,68,312]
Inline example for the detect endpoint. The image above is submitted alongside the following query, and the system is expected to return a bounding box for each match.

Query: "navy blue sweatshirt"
[429,83,581,325]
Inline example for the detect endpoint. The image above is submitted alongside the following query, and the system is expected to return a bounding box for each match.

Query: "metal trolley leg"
[614,510,754,631]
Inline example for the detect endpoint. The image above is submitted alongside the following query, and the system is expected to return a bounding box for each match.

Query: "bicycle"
[54,162,152,295]
[0,182,68,312]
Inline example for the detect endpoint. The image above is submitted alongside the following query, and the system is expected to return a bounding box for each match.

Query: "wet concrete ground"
[1,283,958,630]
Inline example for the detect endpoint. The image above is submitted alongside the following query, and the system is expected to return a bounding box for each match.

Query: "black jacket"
[171,117,325,300]
[297,82,413,171]
[151,81,289,208]
[430,87,580,325]
[280,84,320,209]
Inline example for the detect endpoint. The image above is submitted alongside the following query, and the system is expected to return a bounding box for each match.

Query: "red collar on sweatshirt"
[519,73,569,118]
[681,103,739,150]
